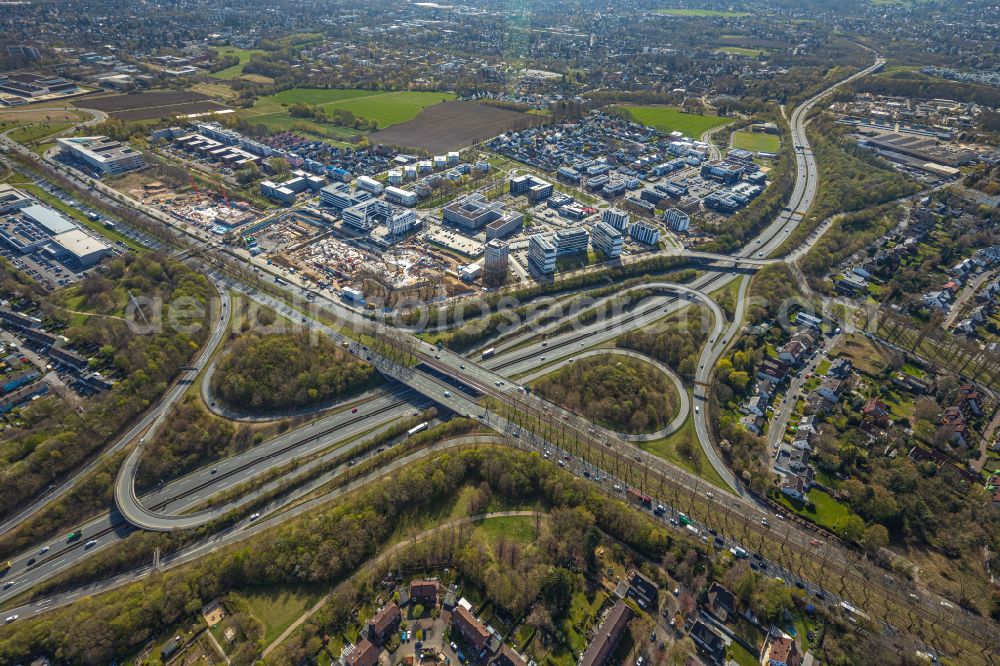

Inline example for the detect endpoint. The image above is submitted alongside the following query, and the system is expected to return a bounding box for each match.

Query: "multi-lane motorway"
[8,52,990,662]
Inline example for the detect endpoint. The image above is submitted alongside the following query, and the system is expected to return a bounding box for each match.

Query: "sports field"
[242,89,457,132]
[731,130,780,153]
[620,106,730,138]
[654,8,750,16]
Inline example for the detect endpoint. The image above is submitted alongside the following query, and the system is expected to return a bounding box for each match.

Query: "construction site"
[240,210,474,308]
[118,175,263,235]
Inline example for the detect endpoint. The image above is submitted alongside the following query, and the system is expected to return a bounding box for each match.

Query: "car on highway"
[761,518,770,527]
[26,558,35,566]
[443,390,452,398]
[352,407,358,413]
[85,540,98,549]
[39,546,49,555]
[4,615,17,624]
[249,513,260,521]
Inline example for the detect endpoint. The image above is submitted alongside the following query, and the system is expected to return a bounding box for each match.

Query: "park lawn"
[5,122,75,145]
[776,488,853,532]
[654,8,749,16]
[731,130,780,153]
[473,515,538,545]
[238,585,323,645]
[211,46,267,80]
[621,106,730,139]
[639,413,729,490]
[815,359,831,375]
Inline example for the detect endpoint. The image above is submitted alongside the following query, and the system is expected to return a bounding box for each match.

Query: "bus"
[407,422,429,436]
[481,348,496,360]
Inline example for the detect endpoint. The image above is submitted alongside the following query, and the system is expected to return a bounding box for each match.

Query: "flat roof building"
[48,229,113,267]
[483,239,509,288]
[602,208,630,231]
[57,136,145,176]
[554,226,589,256]
[528,233,556,275]
[590,220,623,259]
[664,208,689,232]
[0,184,32,214]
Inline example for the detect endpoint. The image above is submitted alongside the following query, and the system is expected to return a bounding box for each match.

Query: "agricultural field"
[210,46,267,80]
[241,88,456,136]
[715,46,765,56]
[731,130,781,153]
[369,100,542,153]
[620,105,731,138]
[654,8,750,16]
[73,90,232,121]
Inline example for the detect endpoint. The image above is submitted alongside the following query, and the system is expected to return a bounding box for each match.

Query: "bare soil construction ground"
[368,100,542,153]
[74,91,231,120]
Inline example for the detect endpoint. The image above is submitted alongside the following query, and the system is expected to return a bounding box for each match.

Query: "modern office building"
[57,136,145,176]
[385,186,418,207]
[700,162,742,185]
[554,226,589,256]
[443,193,521,232]
[664,208,690,232]
[510,175,553,203]
[528,233,557,275]
[602,208,630,231]
[590,220,623,259]
[320,184,362,210]
[629,221,661,246]
[483,239,509,287]
[485,213,523,240]
[355,175,384,195]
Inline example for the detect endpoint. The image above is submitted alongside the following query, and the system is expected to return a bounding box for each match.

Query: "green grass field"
[473,515,538,544]
[655,8,750,16]
[211,46,266,80]
[638,413,729,490]
[242,89,456,134]
[621,106,730,139]
[776,488,853,532]
[238,585,322,645]
[731,130,780,153]
[715,46,765,56]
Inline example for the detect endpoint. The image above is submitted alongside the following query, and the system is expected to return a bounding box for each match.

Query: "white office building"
[554,227,589,256]
[664,208,690,232]
[528,233,557,275]
[385,186,418,207]
[590,220,623,259]
[57,136,145,175]
[629,221,661,246]
[602,208,630,231]
[355,175,384,195]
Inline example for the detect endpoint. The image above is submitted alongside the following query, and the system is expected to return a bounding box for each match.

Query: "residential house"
[806,393,834,415]
[861,397,891,428]
[940,407,969,447]
[957,384,983,416]
[922,290,951,311]
[745,394,768,417]
[345,639,381,666]
[689,620,725,660]
[775,443,814,488]
[410,579,438,607]
[626,570,659,611]
[778,339,808,365]
[491,645,527,666]
[797,415,820,436]
[704,582,737,623]
[780,474,809,502]
[761,631,802,666]
[893,373,932,394]
[452,606,492,653]
[757,357,790,384]
[741,414,765,434]
[826,358,852,380]
[579,601,633,666]
[817,378,843,403]
[367,603,401,644]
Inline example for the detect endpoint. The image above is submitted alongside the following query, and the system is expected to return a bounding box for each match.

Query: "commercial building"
[443,193,522,233]
[355,175,384,195]
[485,212,523,240]
[629,221,661,246]
[554,226,589,256]
[601,208,630,231]
[0,184,32,214]
[260,169,325,204]
[320,184,362,210]
[509,175,552,203]
[385,186,418,207]
[590,220,623,259]
[528,233,557,275]
[342,199,416,237]
[700,161,742,185]
[0,203,111,267]
[57,136,145,176]
[483,239,509,287]
[664,208,690,232]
